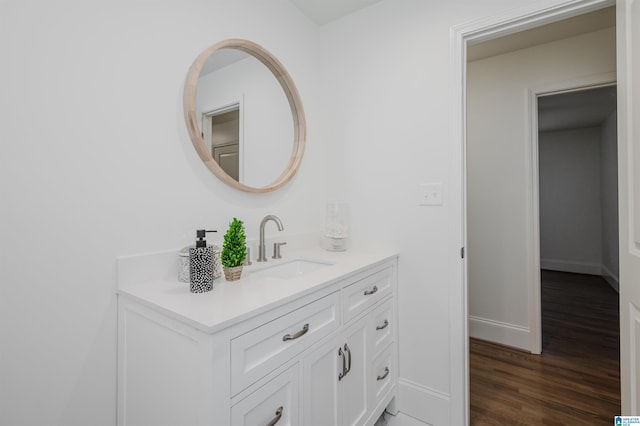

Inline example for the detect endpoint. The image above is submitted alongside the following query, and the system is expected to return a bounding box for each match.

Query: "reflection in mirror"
[196,49,293,187]
[207,106,240,181]
[184,39,305,193]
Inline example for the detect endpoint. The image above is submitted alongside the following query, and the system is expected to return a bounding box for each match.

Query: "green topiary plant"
[221,217,247,268]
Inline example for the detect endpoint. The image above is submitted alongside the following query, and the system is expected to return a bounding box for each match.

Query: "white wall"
[601,110,619,290]
[538,121,619,288]
[0,1,325,425]
[467,27,616,351]
[539,127,603,274]
[319,0,577,424]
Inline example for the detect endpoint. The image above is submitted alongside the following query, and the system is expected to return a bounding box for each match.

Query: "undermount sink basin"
[251,258,333,280]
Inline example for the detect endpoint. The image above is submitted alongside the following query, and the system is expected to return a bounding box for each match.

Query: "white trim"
[629,302,640,414]
[448,18,468,426]
[622,0,640,255]
[450,0,615,423]
[468,316,532,351]
[601,263,620,292]
[397,379,450,426]
[527,85,543,355]
[533,73,617,97]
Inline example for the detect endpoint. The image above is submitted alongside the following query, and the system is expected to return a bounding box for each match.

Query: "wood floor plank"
[470,270,620,425]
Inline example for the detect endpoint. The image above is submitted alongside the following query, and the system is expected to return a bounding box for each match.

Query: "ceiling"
[289,0,384,25]
[538,86,617,133]
[467,6,615,62]
[200,48,248,76]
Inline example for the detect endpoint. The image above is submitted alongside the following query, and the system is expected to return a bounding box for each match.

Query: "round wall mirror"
[183,39,306,193]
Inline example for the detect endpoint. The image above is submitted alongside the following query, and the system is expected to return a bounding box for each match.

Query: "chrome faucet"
[257,215,284,262]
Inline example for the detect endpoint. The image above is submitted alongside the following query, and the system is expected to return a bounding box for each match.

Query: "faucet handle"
[244,247,252,266]
[272,242,287,259]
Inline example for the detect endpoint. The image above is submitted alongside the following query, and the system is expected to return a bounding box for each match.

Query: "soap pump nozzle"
[195,229,217,247]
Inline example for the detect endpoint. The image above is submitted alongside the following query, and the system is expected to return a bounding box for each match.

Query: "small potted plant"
[221,217,247,281]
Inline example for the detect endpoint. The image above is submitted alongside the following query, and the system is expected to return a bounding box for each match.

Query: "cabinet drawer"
[342,267,392,323]
[231,292,340,395]
[231,364,299,426]
[372,346,395,406]
[371,298,393,358]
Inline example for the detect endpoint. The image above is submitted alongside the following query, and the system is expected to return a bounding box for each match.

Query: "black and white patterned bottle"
[189,229,216,293]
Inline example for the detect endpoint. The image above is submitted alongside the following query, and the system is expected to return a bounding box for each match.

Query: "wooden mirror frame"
[184,39,306,193]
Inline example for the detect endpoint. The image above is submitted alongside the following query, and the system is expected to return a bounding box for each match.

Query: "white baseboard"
[601,264,619,293]
[540,258,601,275]
[397,379,449,426]
[468,315,532,351]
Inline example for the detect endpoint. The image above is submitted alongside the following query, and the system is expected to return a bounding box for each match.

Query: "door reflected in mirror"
[207,106,240,181]
[184,39,305,193]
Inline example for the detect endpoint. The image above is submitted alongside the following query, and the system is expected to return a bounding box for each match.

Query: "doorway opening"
[202,103,242,181]
[537,85,619,304]
[452,1,615,420]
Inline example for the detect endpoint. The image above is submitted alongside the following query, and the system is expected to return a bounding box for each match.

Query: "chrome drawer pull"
[266,406,283,426]
[344,343,352,376]
[338,347,346,381]
[364,285,378,296]
[376,319,389,331]
[282,323,309,341]
[377,367,390,381]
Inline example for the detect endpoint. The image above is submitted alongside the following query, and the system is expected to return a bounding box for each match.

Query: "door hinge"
[461,247,465,259]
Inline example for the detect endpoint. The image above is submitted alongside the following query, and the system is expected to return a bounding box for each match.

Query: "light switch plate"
[419,182,443,206]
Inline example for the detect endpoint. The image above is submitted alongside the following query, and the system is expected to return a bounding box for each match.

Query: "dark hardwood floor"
[470,270,620,425]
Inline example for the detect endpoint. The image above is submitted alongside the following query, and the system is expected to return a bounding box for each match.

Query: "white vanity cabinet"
[302,314,369,426]
[302,268,396,426]
[117,250,397,426]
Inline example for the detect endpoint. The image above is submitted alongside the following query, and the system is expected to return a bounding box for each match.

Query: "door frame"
[449,0,616,423]
[529,74,617,354]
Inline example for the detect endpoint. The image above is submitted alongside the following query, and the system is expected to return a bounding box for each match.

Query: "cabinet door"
[231,365,299,426]
[302,337,341,426]
[340,316,369,426]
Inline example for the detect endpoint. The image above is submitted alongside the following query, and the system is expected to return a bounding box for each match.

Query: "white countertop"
[117,247,397,333]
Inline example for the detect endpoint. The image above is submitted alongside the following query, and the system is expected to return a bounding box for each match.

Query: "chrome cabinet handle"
[266,406,283,426]
[376,319,389,331]
[344,343,352,377]
[364,286,378,296]
[377,367,390,381]
[282,323,309,341]
[338,347,346,381]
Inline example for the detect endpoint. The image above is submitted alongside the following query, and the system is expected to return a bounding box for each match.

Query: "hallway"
[470,270,620,425]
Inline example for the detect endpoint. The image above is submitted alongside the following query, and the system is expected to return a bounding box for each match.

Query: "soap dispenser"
[189,229,217,293]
